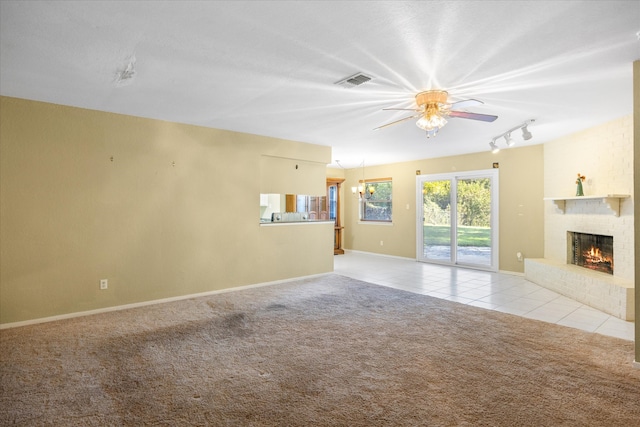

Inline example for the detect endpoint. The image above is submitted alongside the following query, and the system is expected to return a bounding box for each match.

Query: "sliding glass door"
[416,170,498,271]
[419,178,452,262]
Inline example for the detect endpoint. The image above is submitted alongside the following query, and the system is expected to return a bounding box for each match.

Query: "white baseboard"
[0,273,331,330]
[343,249,524,276]
[343,249,416,262]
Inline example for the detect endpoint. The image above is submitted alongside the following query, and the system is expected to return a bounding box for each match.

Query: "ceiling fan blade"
[449,99,484,110]
[373,114,420,130]
[448,110,498,122]
[382,108,421,112]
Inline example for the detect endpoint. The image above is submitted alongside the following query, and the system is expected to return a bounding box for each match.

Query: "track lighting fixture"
[489,119,535,153]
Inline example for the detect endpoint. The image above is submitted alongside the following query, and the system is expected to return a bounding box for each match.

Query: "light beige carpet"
[1,274,639,426]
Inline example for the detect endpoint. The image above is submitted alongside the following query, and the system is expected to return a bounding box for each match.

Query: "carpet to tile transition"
[1,274,639,426]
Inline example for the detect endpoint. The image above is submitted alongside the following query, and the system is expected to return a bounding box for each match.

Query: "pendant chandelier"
[351,160,375,199]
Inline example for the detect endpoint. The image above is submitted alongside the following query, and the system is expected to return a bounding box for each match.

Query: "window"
[360,179,392,222]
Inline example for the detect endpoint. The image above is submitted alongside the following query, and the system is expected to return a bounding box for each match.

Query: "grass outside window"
[424,225,491,247]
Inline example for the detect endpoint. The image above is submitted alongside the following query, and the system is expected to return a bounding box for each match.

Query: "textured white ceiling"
[1,1,639,168]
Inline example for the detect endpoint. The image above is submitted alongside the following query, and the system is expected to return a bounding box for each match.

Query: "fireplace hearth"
[567,231,613,275]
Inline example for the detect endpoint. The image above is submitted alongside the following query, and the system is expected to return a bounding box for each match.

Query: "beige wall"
[340,145,545,273]
[0,96,333,325]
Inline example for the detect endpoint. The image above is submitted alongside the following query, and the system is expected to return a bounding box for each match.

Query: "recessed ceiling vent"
[334,72,373,89]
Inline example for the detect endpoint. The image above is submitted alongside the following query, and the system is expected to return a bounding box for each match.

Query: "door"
[326,178,345,255]
[417,169,498,271]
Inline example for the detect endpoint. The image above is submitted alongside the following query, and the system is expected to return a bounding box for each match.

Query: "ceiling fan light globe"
[433,115,447,128]
[415,116,431,131]
[416,114,447,131]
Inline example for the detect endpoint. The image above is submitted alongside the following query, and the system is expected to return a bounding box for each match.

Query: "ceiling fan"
[374,90,498,138]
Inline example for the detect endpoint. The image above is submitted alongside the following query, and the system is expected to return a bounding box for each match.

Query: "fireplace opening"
[567,232,613,274]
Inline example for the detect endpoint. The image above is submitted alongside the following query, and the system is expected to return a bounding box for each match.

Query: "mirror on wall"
[260,194,333,223]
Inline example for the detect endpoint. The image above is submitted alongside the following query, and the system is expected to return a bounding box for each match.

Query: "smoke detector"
[334,72,373,89]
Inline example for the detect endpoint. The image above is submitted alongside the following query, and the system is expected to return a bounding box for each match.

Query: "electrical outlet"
[380,240,384,246]
[100,279,108,290]
[516,252,523,262]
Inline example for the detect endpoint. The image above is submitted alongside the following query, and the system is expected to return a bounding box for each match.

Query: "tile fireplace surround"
[525,196,634,321]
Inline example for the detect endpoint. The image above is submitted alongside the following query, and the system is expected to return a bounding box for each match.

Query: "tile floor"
[334,251,635,341]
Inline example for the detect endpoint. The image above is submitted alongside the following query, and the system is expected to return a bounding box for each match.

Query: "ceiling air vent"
[334,72,373,89]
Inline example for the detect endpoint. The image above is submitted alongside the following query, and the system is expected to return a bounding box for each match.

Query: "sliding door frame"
[416,169,499,271]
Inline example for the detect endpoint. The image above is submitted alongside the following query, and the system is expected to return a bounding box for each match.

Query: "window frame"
[358,177,393,223]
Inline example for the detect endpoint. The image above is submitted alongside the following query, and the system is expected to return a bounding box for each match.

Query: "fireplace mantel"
[544,194,630,216]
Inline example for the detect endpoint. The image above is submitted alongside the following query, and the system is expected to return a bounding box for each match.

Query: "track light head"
[505,133,515,147]
[521,125,532,140]
[489,140,500,154]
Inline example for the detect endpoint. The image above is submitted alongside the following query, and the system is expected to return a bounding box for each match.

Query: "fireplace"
[567,231,613,275]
